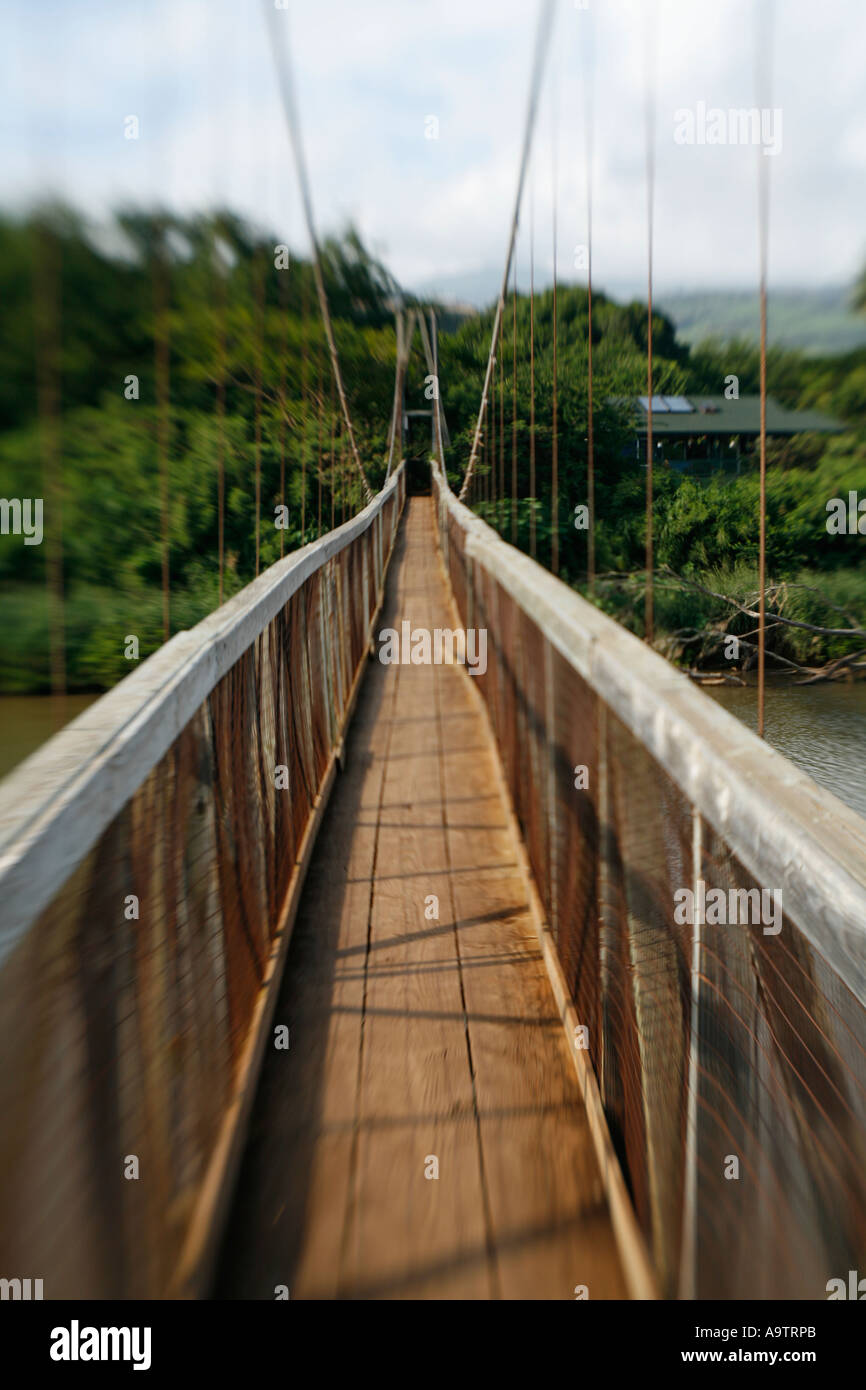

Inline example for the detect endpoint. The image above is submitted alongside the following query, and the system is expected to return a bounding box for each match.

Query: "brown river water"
[0,694,98,782]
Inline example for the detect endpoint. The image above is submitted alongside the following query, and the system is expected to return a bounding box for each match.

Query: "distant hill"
[656,286,866,356]
[412,269,866,357]
[410,266,502,311]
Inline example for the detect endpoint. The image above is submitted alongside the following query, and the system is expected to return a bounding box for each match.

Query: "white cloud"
[0,0,863,298]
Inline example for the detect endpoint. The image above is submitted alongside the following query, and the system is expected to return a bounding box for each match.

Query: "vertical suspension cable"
[491,344,497,511]
[215,229,227,600]
[278,262,287,559]
[758,254,768,736]
[254,255,264,576]
[154,229,171,640]
[499,344,505,530]
[341,421,347,525]
[458,0,555,501]
[301,270,309,543]
[756,0,774,738]
[551,261,559,572]
[316,335,323,536]
[263,2,372,504]
[329,370,336,531]
[529,172,537,559]
[644,8,658,643]
[33,222,65,726]
[431,308,444,470]
[511,255,518,544]
[479,389,484,507]
[488,390,492,509]
[551,97,559,577]
[586,241,595,590]
[482,378,489,508]
[385,310,404,480]
[484,395,490,508]
[398,314,407,468]
[207,25,226,603]
[583,10,596,591]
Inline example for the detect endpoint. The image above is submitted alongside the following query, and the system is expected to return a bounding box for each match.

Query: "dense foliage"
[437,284,866,672]
[1,203,864,691]
[0,208,401,689]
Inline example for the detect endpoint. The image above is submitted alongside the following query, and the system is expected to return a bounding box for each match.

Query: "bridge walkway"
[216,496,626,1299]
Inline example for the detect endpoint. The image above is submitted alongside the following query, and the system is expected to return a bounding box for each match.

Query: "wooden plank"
[440,665,655,1299]
[430,569,627,1300]
[431,489,656,1300]
[344,503,491,1299]
[219,496,629,1300]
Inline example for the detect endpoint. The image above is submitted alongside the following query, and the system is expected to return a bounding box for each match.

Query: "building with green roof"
[622,394,844,476]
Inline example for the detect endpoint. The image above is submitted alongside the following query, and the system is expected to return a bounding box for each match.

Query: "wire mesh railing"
[433,460,866,1300]
[0,463,405,1300]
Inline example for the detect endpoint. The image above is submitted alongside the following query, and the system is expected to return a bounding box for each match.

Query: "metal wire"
[529,174,536,560]
[491,348,497,510]
[458,0,555,501]
[583,9,596,591]
[551,120,559,577]
[254,257,264,577]
[32,221,66,723]
[756,0,775,737]
[153,235,171,640]
[262,1,373,504]
[301,272,309,542]
[511,256,518,545]
[215,230,227,597]
[499,338,505,527]
[644,7,658,643]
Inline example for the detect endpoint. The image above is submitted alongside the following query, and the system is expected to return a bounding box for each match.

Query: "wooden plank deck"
[215,496,626,1300]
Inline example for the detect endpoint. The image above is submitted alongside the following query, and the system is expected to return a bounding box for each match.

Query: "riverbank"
[689,662,866,686]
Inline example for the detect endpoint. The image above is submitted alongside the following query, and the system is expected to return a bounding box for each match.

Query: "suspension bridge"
[1,0,866,1303]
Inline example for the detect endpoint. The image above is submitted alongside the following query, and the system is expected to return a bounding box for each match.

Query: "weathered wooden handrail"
[0,463,405,1298]
[433,459,866,1300]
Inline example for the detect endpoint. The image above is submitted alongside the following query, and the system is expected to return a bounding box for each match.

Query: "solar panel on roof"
[662,395,694,413]
[638,395,669,412]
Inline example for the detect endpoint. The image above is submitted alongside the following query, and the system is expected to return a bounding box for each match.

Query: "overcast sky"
[2,0,864,303]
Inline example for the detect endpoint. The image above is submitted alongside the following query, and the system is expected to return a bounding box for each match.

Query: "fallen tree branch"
[795,647,866,684]
[656,566,866,639]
